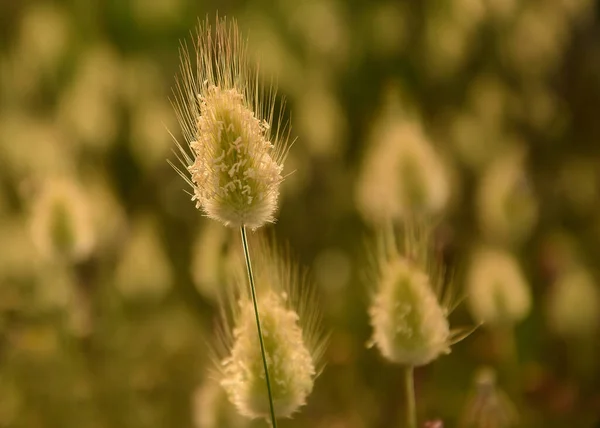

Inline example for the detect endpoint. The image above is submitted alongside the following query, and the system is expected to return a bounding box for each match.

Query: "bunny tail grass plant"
[215,238,327,423]
[30,177,95,263]
[367,222,474,428]
[170,16,292,230]
[169,16,293,427]
[466,246,531,395]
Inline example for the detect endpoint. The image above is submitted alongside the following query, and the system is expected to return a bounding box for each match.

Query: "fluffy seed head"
[356,117,449,225]
[217,239,325,420]
[367,224,466,366]
[477,148,538,246]
[467,247,531,326]
[171,17,291,229]
[369,257,450,366]
[546,266,600,338]
[221,290,315,419]
[29,178,94,262]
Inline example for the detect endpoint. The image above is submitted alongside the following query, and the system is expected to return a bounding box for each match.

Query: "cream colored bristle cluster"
[221,290,315,419]
[217,241,324,420]
[546,266,600,339]
[476,148,538,245]
[171,17,290,229]
[368,225,464,367]
[356,118,449,224]
[189,85,283,228]
[29,178,94,262]
[466,247,531,327]
[369,257,450,366]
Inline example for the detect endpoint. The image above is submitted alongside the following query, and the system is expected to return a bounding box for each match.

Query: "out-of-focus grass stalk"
[240,225,278,428]
[404,366,416,428]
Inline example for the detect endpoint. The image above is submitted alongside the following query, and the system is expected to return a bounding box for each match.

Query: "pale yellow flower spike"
[171,16,291,229]
[216,238,326,420]
[367,222,473,367]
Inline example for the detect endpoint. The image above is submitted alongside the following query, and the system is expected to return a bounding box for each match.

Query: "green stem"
[240,225,278,428]
[404,366,417,428]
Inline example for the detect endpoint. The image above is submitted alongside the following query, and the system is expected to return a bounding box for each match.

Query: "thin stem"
[404,366,417,428]
[240,225,278,428]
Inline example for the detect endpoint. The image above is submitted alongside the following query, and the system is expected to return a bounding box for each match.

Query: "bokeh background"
[1,0,600,427]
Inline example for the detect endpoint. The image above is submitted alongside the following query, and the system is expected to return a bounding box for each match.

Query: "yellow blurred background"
[1,0,600,427]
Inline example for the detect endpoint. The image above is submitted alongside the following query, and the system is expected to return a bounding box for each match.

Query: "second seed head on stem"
[217,237,326,420]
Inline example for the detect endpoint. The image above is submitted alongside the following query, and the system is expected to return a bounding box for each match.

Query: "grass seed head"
[356,118,449,225]
[369,256,450,366]
[477,148,538,246]
[546,266,600,339]
[216,238,325,420]
[221,290,316,419]
[171,17,291,229]
[29,178,94,262]
[467,247,531,327]
[368,223,464,366]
